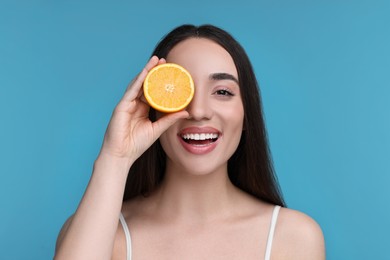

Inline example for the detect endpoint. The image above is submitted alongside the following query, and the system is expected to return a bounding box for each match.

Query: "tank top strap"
[264,205,281,260]
[119,213,132,260]
[119,207,281,260]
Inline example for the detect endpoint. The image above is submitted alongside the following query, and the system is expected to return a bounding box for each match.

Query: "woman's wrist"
[94,152,134,179]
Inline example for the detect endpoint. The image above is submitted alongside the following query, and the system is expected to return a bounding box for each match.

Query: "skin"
[55,38,325,260]
[159,38,244,177]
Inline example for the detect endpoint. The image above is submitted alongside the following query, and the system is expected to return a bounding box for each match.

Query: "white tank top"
[119,205,281,260]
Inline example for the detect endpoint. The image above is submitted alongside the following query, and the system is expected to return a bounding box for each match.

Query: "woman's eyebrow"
[209,73,239,84]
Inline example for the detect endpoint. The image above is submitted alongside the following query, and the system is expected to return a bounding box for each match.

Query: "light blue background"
[1,0,389,259]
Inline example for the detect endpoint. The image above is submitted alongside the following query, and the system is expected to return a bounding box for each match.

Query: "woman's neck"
[146,162,244,223]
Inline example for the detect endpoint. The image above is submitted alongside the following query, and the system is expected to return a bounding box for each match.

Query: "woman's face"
[159,38,244,175]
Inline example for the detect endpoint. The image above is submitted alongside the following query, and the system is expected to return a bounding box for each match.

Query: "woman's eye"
[215,89,234,96]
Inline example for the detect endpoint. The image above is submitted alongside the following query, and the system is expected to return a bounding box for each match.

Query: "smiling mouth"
[180,133,219,145]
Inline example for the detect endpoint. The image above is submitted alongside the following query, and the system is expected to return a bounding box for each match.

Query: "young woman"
[55,24,325,260]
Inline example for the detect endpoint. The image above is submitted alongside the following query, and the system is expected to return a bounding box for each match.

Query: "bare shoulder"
[55,214,74,254]
[273,207,325,260]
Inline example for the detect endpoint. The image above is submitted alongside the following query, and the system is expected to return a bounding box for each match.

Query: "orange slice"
[143,63,194,113]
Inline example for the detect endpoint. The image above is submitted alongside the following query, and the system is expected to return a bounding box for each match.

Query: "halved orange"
[143,63,194,113]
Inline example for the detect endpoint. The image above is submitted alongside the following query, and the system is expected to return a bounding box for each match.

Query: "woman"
[55,24,325,260]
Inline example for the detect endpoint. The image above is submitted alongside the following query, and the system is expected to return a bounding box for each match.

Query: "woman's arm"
[54,56,189,260]
[55,155,131,260]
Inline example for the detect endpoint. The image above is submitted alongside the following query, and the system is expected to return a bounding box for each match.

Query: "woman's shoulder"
[273,207,325,259]
[277,207,323,235]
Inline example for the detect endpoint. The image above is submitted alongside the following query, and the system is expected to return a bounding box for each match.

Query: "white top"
[119,205,281,260]
[119,213,132,260]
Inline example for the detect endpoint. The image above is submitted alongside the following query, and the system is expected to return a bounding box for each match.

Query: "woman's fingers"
[145,56,161,71]
[122,56,160,102]
[158,58,166,65]
[121,56,168,109]
[151,110,189,138]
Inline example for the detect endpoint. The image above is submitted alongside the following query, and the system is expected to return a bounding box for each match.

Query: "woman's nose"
[186,87,212,121]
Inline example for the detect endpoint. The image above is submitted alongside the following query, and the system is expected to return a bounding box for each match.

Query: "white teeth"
[182,133,219,140]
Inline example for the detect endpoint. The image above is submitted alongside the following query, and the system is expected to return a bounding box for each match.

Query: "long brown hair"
[124,24,286,207]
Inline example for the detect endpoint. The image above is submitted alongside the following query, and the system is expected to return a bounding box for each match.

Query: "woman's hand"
[98,56,189,164]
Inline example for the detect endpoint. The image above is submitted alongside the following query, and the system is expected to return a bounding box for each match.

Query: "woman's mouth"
[178,127,220,154]
[181,133,219,145]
